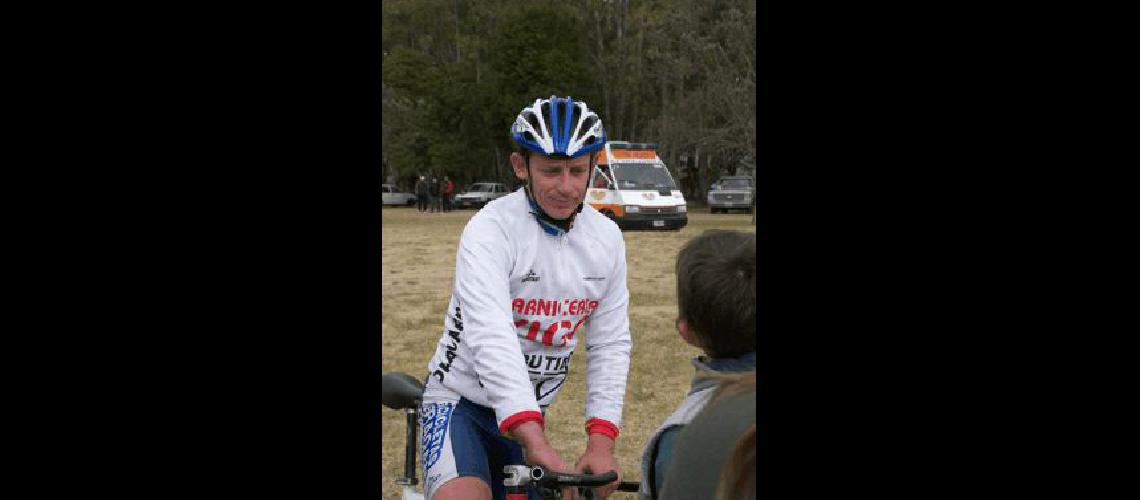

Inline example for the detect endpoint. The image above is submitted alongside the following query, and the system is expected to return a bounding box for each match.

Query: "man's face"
[511,152,592,219]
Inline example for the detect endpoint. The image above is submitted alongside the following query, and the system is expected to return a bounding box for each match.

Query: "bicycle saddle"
[382,372,425,410]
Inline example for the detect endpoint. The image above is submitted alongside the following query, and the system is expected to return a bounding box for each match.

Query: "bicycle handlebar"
[532,466,617,487]
[504,465,640,492]
[503,465,615,488]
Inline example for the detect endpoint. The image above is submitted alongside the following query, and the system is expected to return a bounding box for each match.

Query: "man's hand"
[574,433,621,499]
[512,421,579,500]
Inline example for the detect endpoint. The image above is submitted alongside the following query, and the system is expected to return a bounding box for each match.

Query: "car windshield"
[468,184,495,192]
[720,178,752,189]
[611,163,677,190]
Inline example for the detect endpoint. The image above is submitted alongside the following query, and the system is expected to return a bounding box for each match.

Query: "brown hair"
[676,230,756,358]
[716,424,756,499]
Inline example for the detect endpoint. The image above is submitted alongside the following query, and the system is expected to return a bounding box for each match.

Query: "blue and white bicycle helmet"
[511,96,606,158]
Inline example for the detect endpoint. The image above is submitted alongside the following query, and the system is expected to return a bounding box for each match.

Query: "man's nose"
[555,169,576,190]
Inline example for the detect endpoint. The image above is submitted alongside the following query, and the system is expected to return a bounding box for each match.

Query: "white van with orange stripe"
[586,141,688,230]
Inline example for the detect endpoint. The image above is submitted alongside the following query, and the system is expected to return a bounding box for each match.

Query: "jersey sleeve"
[582,234,632,433]
[453,214,542,431]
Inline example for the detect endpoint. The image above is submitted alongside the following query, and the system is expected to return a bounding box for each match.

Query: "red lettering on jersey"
[524,299,537,315]
[525,321,541,341]
[568,316,587,342]
[557,320,573,346]
[512,298,524,314]
[538,299,551,316]
[540,321,561,346]
[588,300,599,314]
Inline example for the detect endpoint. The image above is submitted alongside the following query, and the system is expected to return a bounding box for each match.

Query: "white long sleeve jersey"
[423,188,632,433]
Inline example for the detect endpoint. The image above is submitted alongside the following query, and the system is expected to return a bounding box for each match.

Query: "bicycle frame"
[396,406,423,500]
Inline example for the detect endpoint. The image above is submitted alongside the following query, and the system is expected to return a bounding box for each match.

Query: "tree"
[382,0,758,198]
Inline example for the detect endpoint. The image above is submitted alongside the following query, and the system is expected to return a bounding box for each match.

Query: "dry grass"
[381,205,756,499]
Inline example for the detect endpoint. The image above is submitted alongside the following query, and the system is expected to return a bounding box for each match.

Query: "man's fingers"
[574,458,591,474]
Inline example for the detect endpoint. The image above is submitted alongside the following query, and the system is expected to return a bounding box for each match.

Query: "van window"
[612,162,677,190]
[719,178,753,189]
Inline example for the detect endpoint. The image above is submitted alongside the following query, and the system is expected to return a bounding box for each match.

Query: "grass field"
[381,205,755,499]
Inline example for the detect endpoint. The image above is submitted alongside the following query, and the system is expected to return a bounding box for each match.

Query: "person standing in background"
[429,175,442,213]
[442,175,455,212]
[415,175,430,213]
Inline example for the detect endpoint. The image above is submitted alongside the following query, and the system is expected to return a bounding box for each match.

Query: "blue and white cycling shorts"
[419,394,540,500]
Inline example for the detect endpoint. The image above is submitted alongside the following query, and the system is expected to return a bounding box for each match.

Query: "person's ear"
[676,318,700,348]
[511,152,528,180]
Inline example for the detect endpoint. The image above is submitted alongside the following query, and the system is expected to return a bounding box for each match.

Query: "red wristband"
[585,418,619,440]
[500,411,544,435]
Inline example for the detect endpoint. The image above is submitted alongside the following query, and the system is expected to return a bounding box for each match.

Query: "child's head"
[675,229,755,358]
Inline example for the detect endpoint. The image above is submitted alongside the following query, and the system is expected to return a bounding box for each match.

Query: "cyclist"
[637,230,756,500]
[419,96,631,500]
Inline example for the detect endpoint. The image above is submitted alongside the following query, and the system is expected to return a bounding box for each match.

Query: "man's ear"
[676,318,701,348]
[510,152,528,180]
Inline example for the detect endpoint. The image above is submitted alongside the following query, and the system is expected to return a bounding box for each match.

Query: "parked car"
[454,182,510,208]
[382,184,417,206]
[707,176,753,213]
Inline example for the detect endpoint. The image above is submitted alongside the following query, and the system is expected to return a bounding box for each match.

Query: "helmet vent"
[570,105,582,133]
[581,116,597,134]
[525,112,544,139]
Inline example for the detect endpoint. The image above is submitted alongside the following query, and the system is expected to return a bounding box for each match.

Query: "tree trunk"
[452,0,461,63]
[709,153,715,183]
[490,148,499,184]
[593,8,611,138]
[695,146,704,205]
[629,23,644,141]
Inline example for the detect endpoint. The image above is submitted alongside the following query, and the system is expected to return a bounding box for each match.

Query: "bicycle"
[382,371,641,500]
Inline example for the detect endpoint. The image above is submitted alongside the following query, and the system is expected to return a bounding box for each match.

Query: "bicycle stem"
[503,464,531,500]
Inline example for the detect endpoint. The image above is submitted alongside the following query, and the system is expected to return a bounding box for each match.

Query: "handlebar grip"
[616,481,640,492]
[576,480,642,500]
[531,466,619,487]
